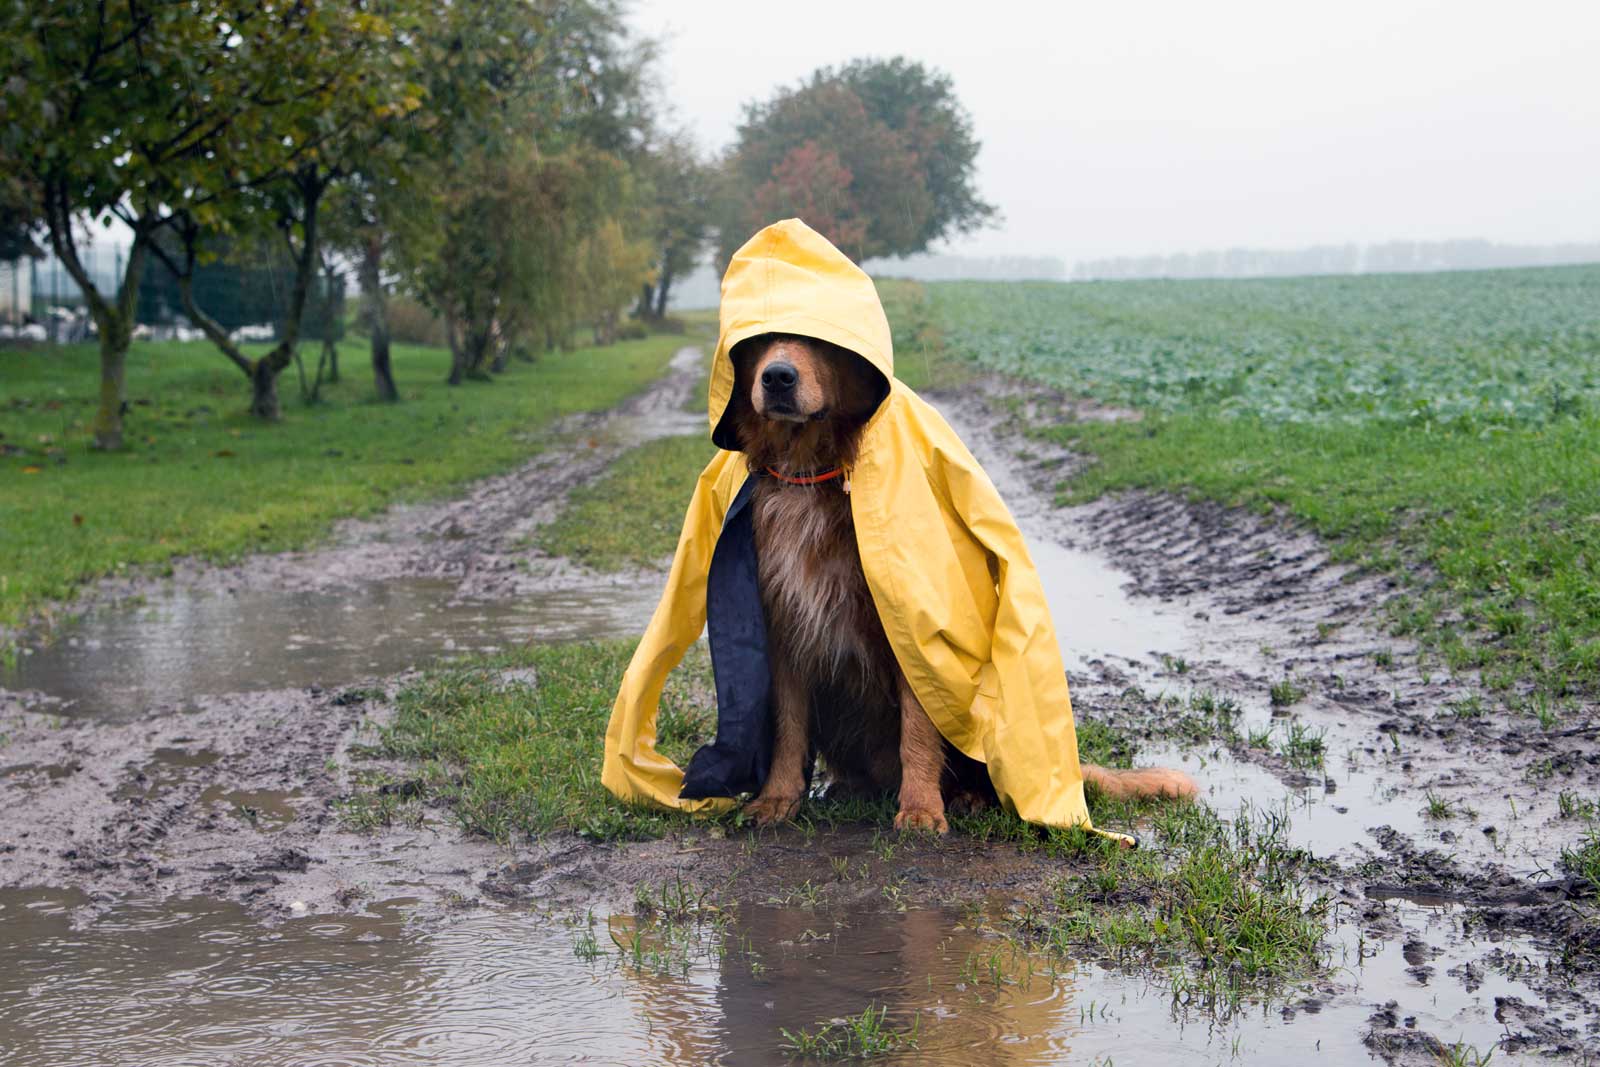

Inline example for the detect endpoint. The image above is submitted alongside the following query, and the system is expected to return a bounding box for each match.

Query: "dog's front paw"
[893,804,949,835]
[744,792,802,827]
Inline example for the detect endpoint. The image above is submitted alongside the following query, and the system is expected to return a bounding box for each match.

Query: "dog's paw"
[893,805,949,835]
[744,793,802,827]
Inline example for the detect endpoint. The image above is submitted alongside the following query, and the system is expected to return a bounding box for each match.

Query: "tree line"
[1,3,994,451]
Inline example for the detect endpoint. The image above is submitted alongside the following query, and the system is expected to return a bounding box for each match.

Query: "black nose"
[761,362,798,392]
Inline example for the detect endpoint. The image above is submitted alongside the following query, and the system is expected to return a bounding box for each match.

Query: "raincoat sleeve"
[934,443,1097,832]
[601,453,742,814]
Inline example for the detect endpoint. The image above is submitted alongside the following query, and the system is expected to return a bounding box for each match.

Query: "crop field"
[926,265,1600,705]
[932,265,1600,426]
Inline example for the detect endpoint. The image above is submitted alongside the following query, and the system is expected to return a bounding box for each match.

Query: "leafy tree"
[633,132,712,320]
[1,2,407,439]
[717,57,995,267]
[150,7,423,420]
[578,217,656,344]
[392,0,654,382]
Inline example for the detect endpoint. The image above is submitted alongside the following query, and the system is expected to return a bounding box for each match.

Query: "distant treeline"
[1074,240,1600,280]
[863,252,1067,282]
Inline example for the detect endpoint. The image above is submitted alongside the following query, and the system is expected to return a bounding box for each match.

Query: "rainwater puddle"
[5,577,662,722]
[1034,537,1199,672]
[0,889,1545,1066]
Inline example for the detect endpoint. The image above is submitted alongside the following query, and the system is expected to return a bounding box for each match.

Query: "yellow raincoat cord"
[602,218,1116,837]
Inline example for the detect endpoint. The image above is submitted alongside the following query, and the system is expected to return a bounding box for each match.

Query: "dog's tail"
[1081,762,1198,800]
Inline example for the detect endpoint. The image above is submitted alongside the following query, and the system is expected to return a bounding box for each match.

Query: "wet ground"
[2,348,1596,1063]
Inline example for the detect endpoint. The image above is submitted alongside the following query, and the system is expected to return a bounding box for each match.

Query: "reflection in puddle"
[0,890,1543,1066]
[5,577,662,722]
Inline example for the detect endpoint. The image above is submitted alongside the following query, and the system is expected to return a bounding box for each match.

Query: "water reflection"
[6,577,662,721]
[0,889,1541,1066]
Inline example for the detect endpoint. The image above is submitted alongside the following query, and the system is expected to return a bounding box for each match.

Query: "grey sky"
[630,0,1600,263]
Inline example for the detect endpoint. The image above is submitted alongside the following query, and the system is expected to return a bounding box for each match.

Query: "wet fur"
[732,335,1194,831]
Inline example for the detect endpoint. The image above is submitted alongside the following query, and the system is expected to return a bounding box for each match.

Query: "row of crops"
[929,264,1600,427]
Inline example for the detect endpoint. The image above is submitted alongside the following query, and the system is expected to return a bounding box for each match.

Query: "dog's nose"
[761,362,798,392]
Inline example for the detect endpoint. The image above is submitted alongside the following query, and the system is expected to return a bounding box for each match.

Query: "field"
[0,334,686,631]
[929,266,1600,707]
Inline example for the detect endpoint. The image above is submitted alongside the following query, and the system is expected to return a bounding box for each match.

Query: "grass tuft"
[780,1005,919,1059]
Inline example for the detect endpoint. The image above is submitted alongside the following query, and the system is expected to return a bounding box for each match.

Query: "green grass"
[0,333,685,629]
[780,1005,919,1059]
[1017,801,1329,1000]
[915,268,1600,705]
[537,434,715,570]
[365,640,718,843]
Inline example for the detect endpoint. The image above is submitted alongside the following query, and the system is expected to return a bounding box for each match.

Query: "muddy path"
[2,351,1597,1063]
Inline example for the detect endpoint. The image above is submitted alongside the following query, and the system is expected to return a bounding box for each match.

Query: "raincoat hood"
[709,219,893,449]
[603,218,1123,841]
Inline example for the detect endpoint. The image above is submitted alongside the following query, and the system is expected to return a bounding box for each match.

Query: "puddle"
[5,577,662,722]
[1033,538,1199,672]
[0,889,1547,1066]
[0,762,75,783]
[197,786,302,831]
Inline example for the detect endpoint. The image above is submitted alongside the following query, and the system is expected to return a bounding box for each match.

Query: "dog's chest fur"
[751,479,901,785]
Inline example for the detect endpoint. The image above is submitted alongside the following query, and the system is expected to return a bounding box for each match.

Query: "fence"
[1,244,345,345]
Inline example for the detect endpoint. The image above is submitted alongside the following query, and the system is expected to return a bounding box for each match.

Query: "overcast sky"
[630,0,1600,263]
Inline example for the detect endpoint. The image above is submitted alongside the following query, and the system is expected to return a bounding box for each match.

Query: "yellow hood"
[603,218,1121,840]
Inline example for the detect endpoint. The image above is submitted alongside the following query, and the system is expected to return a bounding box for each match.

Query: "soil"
[2,353,1596,1061]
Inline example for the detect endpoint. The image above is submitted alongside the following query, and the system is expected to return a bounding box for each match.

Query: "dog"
[728,332,1195,833]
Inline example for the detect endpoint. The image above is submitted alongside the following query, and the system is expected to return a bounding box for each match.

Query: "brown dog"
[731,333,1193,833]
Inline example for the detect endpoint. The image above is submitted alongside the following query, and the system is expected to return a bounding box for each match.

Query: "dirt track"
[2,352,1597,1061]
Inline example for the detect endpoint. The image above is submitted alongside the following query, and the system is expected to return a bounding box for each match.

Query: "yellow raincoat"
[602,218,1114,836]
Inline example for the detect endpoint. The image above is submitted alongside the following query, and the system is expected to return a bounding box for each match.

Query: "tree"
[578,217,655,344]
[717,57,996,268]
[1,2,402,441]
[633,132,712,320]
[391,0,655,381]
[150,6,424,420]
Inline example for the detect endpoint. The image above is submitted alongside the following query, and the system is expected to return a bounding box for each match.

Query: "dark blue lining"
[680,476,772,799]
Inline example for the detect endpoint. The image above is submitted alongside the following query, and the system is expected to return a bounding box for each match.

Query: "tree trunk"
[360,234,397,402]
[445,307,468,385]
[90,326,129,450]
[654,267,673,319]
[326,339,340,383]
[249,357,281,419]
[176,166,326,419]
[45,192,149,451]
[635,282,654,320]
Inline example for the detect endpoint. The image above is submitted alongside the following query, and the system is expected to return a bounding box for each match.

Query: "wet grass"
[780,1005,919,1059]
[1,333,687,631]
[366,640,718,842]
[1008,801,1329,996]
[537,434,716,571]
[1562,830,1600,901]
[1050,412,1600,707]
[903,270,1600,708]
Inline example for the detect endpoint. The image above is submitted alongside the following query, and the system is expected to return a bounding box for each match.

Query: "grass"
[1016,801,1329,995]
[1561,830,1600,901]
[1268,678,1306,707]
[362,639,718,843]
[912,268,1600,707]
[537,433,715,570]
[1,333,687,630]
[780,1006,919,1060]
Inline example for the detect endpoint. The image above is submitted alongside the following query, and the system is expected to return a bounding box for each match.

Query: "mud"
[2,351,1597,1062]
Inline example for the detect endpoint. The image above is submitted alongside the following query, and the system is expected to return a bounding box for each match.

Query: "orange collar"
[765,465,844,486]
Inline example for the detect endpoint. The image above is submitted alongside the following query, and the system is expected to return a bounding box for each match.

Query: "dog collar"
[765,465,846,487]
